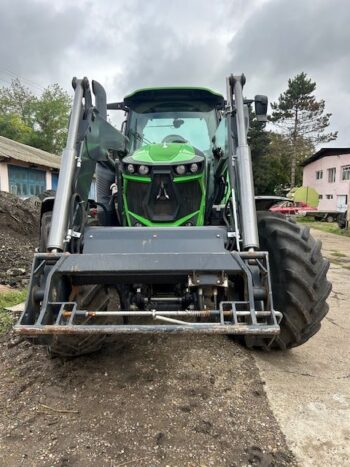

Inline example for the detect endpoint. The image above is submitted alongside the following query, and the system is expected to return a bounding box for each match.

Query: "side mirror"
[254,95,268,122]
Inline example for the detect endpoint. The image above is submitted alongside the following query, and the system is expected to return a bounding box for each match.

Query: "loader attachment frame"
[15,227,281,340]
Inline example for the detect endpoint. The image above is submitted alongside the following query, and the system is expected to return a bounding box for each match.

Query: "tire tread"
[251,212,331,350]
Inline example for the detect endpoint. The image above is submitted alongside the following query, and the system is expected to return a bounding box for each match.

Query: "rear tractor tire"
[243,212,331,350]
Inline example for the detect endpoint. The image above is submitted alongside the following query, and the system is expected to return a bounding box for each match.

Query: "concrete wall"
[302,153,350,211]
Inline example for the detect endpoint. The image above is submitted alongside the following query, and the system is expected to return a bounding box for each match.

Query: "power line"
[0,69,45,92]
[1,68,45,91]
[0,76,13,86]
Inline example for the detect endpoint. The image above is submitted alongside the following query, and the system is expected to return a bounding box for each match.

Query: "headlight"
[138,165,149,175]
[127,164,135,174]
[190,163,199,173]
[175,165,186,175]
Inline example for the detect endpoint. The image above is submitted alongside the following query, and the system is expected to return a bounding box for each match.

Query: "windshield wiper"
[129,129,153,145]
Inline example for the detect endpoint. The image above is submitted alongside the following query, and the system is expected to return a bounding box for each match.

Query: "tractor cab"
[119,87,225,226]
[123,87,224,153]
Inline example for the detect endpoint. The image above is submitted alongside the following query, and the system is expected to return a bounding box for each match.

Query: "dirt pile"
[0,191,40,286]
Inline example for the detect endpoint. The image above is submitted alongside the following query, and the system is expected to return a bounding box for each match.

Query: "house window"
[326,194,333,200]
[318,194,323,199]
[342,165,350,181]
[328,168,336,183]
[8,165,46,197]
[51,172,59,190]
[316,170,323,180]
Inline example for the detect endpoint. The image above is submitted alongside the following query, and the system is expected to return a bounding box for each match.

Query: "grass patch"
[331,250,347,258]
[0,289,27,334]
[296,216,315,223]
[297,217,350,237]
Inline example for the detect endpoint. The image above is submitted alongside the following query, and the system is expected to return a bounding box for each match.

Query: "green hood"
[124,143,202,165]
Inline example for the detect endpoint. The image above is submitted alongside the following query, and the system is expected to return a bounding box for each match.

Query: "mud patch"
[0,333,296,466]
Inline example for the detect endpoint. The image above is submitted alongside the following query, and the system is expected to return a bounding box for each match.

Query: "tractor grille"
[126,175,202,224]
[125,181,149,217]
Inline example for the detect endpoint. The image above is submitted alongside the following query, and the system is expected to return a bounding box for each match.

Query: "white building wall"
[46,170,52,190]
[0,162,9,192]
[302,153,350,211]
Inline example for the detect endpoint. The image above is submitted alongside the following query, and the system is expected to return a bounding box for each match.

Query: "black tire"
[326,214,334,223]
[337,212,347,229]
[244,212,331,350]
[47,285,117,358]
[39,211,52,252]
[38,189,56,201]
[39,211,116,358]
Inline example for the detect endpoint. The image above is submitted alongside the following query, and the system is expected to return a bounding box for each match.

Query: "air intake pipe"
[92,80,118,225]
[92,80,107,120]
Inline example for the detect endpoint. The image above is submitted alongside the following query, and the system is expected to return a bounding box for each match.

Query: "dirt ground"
[254,228,350,467]
[0,333,295,467]
[0,202,348,466]
[0,193,295,466]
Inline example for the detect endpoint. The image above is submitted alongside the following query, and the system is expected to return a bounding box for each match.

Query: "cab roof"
[123,86,225,113]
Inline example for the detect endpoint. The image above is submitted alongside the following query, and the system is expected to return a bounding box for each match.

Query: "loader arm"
[225,74,259,250]
[47,78,128,252]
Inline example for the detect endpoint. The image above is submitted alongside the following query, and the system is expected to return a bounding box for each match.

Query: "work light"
[138,165,149,175]
[175,165,186,175]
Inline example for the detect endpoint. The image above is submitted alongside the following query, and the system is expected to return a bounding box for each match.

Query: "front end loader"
[15,75,331,357]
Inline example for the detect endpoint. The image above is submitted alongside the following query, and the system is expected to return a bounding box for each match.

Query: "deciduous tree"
[0,79,71,154]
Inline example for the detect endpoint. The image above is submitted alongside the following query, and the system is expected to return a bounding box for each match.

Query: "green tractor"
[15,75,331,357]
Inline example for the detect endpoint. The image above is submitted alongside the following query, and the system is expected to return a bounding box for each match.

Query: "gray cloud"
[228,0,350,143]
[0,0,349,143]
[0,0,86,86]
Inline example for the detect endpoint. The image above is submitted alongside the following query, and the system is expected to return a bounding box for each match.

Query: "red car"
[270,200,316,215]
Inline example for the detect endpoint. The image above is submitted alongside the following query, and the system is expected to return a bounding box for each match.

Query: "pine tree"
[270,72,337,187]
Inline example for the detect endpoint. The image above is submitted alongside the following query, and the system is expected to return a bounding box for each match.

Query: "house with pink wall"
[302,148,350,212]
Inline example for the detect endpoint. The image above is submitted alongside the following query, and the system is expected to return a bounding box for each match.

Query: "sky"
[0,0,349,145]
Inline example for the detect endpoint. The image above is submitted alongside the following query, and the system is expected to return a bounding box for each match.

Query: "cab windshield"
[127,110,217,154]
